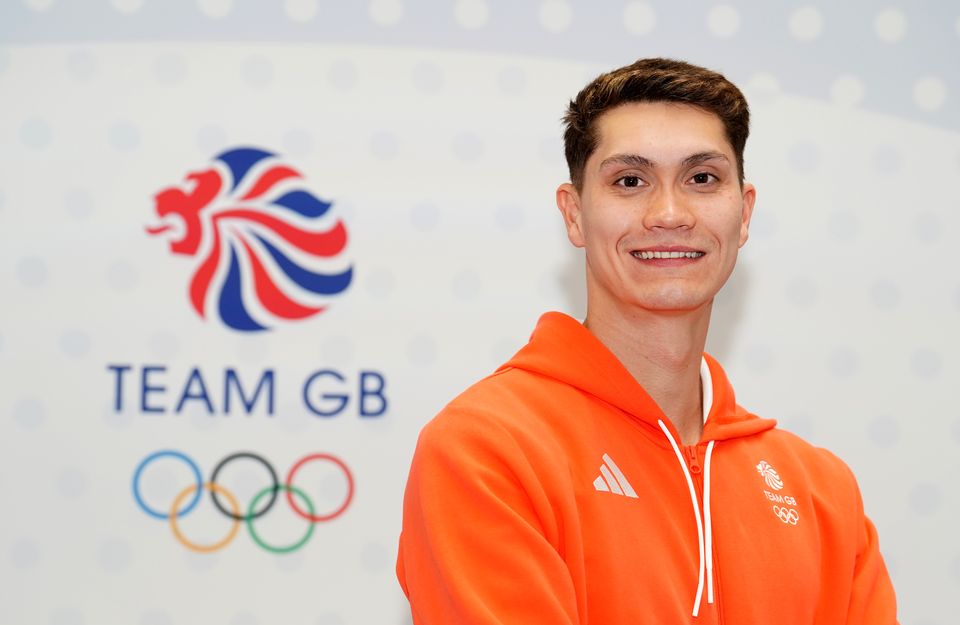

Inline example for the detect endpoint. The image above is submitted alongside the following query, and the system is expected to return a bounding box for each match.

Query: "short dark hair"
[563,57,750,189]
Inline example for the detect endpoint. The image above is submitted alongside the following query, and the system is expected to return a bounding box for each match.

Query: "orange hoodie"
[397,312,897,624]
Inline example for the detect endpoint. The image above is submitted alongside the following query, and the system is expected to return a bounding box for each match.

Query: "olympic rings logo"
[132,450,354,553]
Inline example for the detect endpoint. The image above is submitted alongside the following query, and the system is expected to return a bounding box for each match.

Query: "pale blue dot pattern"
[748,210,778,239]
[148,330,180,359]
[59,329,91,357]
[361,541,391,572]
[827,347,859,378]
[49,607,85,625]
[108,122,141,151]
[153,54,187,85]
[20,118,52,148]
[326,59,358,89]
[410,202,440,231]
[65,49,97,80]
[139,610,172,625]
[64,188,94,218]
[196,124,228,153]
[539,136,563,166]
[872,144,902,174]
[10,538,40,569]
[411,61,444,93]
[243,55,274,87]
[452,269,482,300]
[406,335,437,366]
[913,212,942,243]
[497,66,526,94]
[228,613,259,625]
[17,256,48,286]
[495,204,524,231]
[869,279,901,310]
[320,335,355,363]
[452,132,484,161]
[56,467,88,498]
[787,142,821,173]
[370,131,398,160]
[98,538,133,573]
[911,349,942,379]
[908,482,941,515]
[784,276,818,308]
[105,260,139,291]
[743,343,776,374]
[282,128,314,157]
[827,209,859,241]
[13,398,45,430]
[364,267,395,298]
[866,415,900,447]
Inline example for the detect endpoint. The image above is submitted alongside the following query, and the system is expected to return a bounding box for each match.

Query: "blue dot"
[109,122,140,151]
[370,131,398,160]
[16,257,48,286]
[872,144,902,174]
[497,66,526,94]
[866,415,900,447]
[787,142,821,173]
[282,128,313,157]
[495,204,524,231]
[59,329,91,357]
[66,49,97,80]
[243,56,274,87]
[827,347,859,377]
[410,202,440,231]
[452,132,483,161]
[908,483,940,515]
[9,538,40,569]
[914,212,942,243]
[196,125,227,154]
[20,118,52,148]
[911,349,941,379]
[13,398,45,430]
[827,210,859,241]
[411,62,444,93]
[64,188,94,218]
[327,59,357,89]
[153,54,187,85]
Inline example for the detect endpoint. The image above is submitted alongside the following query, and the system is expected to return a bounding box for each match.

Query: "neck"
[584,301,712,446]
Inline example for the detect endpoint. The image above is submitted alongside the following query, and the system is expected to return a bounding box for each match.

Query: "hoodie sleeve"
[396,409,582,625]
[846,505,899,624]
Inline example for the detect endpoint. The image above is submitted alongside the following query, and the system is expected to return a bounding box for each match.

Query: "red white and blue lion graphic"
[147,148,352,331]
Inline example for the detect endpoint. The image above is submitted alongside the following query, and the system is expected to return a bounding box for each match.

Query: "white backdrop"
[1,2,959,625]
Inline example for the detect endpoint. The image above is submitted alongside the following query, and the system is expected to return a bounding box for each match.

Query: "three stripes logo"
[592,453,637,498]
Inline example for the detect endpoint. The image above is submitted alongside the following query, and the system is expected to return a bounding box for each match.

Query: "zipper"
[685,445,702,476]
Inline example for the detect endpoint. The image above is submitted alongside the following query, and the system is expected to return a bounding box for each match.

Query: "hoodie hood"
[498,311,776,443]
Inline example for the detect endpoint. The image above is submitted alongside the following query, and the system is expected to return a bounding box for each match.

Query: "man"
[396,58,897,624]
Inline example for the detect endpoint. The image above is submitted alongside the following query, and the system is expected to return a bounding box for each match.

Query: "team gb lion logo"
[146,147,353,331]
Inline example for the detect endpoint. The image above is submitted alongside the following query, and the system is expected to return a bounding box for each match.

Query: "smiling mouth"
[631,250,705,260]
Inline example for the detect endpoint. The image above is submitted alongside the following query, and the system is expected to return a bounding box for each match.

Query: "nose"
[641,186,695,231]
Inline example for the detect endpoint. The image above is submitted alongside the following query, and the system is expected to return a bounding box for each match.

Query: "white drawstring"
[658,420,715,617]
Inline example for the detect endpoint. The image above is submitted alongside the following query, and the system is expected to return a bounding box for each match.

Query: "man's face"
[557,101,755,316]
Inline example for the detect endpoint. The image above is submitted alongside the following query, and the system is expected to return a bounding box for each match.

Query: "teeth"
[634,251,704,260]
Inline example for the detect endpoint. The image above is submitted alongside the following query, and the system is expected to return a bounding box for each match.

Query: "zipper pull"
[686,446,702,475]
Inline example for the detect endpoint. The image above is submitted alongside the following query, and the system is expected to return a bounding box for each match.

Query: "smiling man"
[396,58,897,624]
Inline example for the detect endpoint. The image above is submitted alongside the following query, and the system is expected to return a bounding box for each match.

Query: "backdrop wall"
[2,2,958,624]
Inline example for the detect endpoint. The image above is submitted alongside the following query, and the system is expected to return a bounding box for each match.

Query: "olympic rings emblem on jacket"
[132,450,354,553]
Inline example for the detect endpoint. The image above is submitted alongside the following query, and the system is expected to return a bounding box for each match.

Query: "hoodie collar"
[499,312,776,442]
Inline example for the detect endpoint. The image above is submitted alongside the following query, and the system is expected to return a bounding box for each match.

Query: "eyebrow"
[598,151,730,170]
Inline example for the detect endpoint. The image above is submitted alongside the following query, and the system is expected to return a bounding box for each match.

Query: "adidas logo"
[592,453,638,498]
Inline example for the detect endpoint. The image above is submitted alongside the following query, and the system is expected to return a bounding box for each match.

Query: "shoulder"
[753,427,862,501]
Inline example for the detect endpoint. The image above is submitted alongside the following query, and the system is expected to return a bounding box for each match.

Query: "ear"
[556,183,586,248]
[738,182,756,248]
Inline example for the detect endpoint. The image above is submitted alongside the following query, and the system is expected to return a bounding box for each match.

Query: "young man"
[396,58,897,624]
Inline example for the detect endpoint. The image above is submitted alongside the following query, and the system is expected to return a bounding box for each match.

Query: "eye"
[690,172,718,184]
[615,175,644,188]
